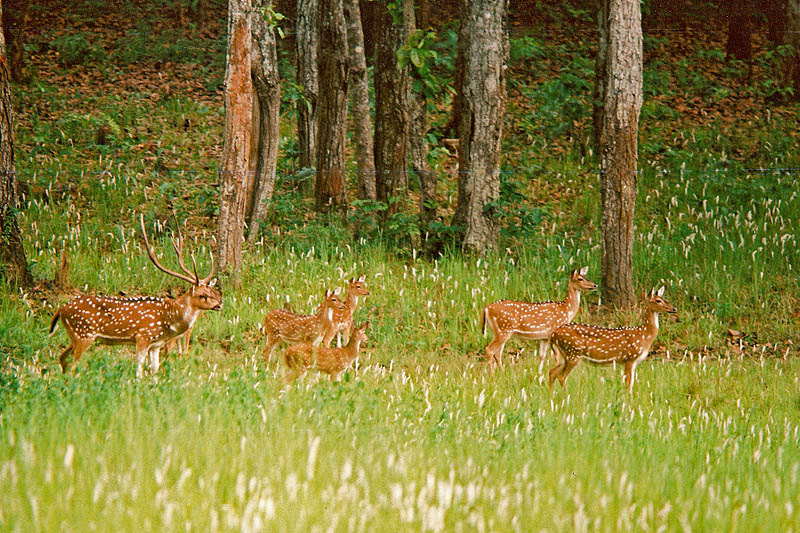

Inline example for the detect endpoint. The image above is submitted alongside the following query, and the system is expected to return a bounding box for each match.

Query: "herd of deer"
[49,216,677,391]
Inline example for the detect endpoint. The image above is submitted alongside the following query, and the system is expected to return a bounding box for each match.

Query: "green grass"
[3,358,800,531]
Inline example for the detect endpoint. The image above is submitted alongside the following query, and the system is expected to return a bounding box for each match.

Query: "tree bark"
[314,0,349,211]
[296,0,318,169]
[451,0,508,255]
[217,0,255,280]
[598,0,642,308]
[592,1,608,156]
[1,0,29,81]
[373,0,413,209]
[726,0,753,61]
[0,0,31,287]
[344,0,376,201]
[247,0,281,242]
[409,1,436,229]
[784,0,800,98]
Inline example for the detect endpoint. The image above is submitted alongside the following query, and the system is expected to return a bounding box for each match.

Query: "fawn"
[284,322,369,382]
[50,215,222,376]
[323,275,369,347]
[548,286,677,392]
[481,267,597,370]
[262,290,347,362]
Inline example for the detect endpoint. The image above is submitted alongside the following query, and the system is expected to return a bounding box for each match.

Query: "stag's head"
[140,214,223,311]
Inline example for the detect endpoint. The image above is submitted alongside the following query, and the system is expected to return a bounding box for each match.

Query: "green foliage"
[50,32,104,67]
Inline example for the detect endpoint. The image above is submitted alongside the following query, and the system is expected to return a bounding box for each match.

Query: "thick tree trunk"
[0,1,31,287]
[726,0,753,61]
[410,0,436,229]
[765,0,787,45]
[452,0,508,255]
[784,0,800,98]
[314,0,349,211]
[247,0,281,242]
[374,0,413,208]
[592,3,608,156]
[599,0,642,308]
[1,0,29,81]
[217,0,255,280]
[296,0,318,169]
[344,0,376,201]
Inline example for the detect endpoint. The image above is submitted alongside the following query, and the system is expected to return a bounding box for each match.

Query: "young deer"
[548,287,677,392]
[323,275,369,348]
[50,215,222,376]
[480,267,597,370]
[284,322,369,382]
[262,290,347,362]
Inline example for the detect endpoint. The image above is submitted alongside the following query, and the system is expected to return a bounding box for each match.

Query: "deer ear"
[657,286,665,297]
[209,278,217,288]
[359,275,365,282]
[580,266,588,275]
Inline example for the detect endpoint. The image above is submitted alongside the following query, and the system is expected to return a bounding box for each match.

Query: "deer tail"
[481,307,488,337]
[49,310,61,335]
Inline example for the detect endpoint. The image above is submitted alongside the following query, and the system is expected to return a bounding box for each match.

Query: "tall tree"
[0,0,30,286]
[596,0,643,308]
[296,0,318,169]
[408,2,436,229]
[374,0,413,208]
[344,0,376,201]
[784,0,800,98]
[246,0,281,242]
[451,0,508,254]
[217,0,255,280]
[314,0,349,211]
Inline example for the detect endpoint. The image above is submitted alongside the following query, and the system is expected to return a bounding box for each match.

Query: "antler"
[140,214,198,285]
[168,212,200,283]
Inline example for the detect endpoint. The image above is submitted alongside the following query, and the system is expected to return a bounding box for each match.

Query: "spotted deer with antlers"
[262,290,347,363]
[323,275,369,348]
[50,215,222,376]
[481,267,597,371]
[548,287,677,392]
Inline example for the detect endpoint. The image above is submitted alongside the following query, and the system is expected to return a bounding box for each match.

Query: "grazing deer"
[284,322,369,382]
[262,290,347,362]
[50,215,222,377]
[480,267,597,371]
[323,275,369,348]
[548,287,677,392]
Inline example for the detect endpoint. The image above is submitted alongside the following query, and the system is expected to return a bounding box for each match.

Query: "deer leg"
[624,361,638,392]
[548,344,566,388]
[557,358,579,388]
[182,325,194,353]
[68,338,94,372]
[263,335,279,363]
[135,337,151,378]
[149,346,161,374]
[484,332,510,371]
[58,345,74,373]
[538,338,551,371]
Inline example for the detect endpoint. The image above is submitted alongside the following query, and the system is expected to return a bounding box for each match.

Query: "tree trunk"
[592,2,608,156]
[373,0,412,208]
[217,0,255,281]
[726,0,753,61]
[296,0,318,169]
[247,0,281,242]
[784,0,800,98]
[409,1,436,230]
[451,0,508,255]
[344,0,376,201]
[314,0,349,211]
[765,0,787,45]
[1,0,29,81]
[444,1,467,139]
[0,0,31,287]
[598,0,642,308]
